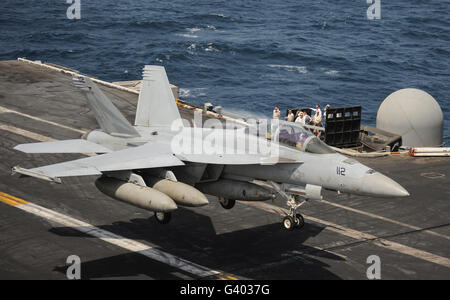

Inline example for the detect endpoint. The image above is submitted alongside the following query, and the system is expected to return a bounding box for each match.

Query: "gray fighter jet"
[12,65,409,230]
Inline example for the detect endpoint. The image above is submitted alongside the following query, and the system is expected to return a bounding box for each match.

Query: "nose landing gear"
[282,197,306,230]
[282,213,305,230]
[269,181,307,231]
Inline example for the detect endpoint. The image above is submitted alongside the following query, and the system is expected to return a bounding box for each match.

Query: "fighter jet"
[11,65,409,230]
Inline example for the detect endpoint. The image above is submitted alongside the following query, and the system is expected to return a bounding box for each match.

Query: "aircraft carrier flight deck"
[0,59,449,280]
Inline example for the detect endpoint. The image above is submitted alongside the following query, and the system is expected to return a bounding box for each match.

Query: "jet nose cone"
[362,173,410,198]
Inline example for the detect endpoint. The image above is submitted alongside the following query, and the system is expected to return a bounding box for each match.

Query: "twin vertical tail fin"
[73,76,140,137]
[73,65,181,136]
[134,65,182,128]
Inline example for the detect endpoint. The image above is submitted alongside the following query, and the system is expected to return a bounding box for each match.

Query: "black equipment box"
[324,106,361,148]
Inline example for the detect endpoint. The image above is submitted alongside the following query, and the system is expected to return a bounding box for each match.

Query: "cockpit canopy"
[273,121,335,154]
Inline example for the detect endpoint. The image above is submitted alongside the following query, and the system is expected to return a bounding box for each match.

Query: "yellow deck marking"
[0,193,30,206]
[0,192,29,205]
[218,275,238,280]
[0,195,21,206]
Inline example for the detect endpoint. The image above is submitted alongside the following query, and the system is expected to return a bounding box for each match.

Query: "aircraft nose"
[361,172,410,198]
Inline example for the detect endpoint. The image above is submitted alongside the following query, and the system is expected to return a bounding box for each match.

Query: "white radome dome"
[376,88,443,147]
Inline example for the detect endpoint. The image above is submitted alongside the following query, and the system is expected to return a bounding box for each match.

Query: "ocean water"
[1,0,449,144]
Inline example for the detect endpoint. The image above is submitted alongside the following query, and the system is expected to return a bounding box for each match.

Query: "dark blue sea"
[1,0,449,144]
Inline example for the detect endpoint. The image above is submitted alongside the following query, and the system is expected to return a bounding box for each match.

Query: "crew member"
[312,104,323,138]
[286,109,295,122]
[271,106,281,140]
[295,111,306,125]
[273,106,281,120]
[310,104,323,119]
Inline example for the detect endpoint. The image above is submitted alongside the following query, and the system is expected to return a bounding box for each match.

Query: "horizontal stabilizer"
[14,139,112,154]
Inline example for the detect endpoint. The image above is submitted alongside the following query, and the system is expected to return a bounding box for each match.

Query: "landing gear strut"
[269,181,307,231]
[219,197,236,209]
[154,212,171,224]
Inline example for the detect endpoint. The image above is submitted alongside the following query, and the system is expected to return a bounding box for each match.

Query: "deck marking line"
[0,195,21,206]
[241,201,450,268]
[0,122,96,156]
[0,122,57,142]
[321,200,450,241]
[0,192,222,278]
[0,192,29,205]
[0,105,85,134]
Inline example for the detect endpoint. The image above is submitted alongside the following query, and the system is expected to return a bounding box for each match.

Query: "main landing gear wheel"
[219,197,235,209]
[154,212,171,224]
[282,216,295,231]
[294,213,305,229]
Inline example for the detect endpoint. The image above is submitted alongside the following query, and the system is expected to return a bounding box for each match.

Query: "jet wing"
[12,143,184,183]
[14,139,113,154]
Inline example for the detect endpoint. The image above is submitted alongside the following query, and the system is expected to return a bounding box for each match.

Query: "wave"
[324,70,339,75]
[186,42,223,54]
[267,64,308,74]
[180,88,208,99]
[126,20,185,31]
[176,25,218,39]
[176,33,199,39]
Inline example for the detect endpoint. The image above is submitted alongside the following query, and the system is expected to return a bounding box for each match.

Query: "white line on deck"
[0,122,96,157]
[0,122,57,142]
[321,200,450,241]
[241,201,450,268]
[4,197,221,278]
[0,105,85,134]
